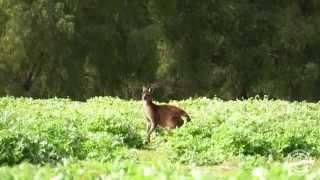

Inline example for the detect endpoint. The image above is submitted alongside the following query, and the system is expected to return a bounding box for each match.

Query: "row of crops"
[0,96,320,179]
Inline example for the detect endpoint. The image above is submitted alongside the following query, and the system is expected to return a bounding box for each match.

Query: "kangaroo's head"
[142,86,153,103]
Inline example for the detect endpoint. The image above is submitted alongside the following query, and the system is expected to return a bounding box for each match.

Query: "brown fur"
[142,86,190,143]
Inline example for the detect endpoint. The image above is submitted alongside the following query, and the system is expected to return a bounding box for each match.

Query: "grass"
[1,96,320,179]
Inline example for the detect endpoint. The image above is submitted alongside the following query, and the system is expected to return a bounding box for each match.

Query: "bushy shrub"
[1,96,320,167]
[0,97,144,165]
[165,98,320,165]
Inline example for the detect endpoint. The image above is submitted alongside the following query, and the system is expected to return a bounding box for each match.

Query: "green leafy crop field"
[0,96,320,179]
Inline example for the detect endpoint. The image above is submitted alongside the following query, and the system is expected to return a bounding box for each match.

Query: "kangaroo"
[142,86,191,144]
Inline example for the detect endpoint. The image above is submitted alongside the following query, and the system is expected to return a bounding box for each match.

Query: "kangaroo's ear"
[142,86,148,92]
[148,87,152,93]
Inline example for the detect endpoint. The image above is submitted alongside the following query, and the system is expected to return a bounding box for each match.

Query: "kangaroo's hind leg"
[144,115,151,144]
[172,116,184,128]
[145,121,151,134]
[145,121,157,144]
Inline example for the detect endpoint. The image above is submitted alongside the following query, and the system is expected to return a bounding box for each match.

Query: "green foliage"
[0,160,318,179]
[1,97,320,178]
[0,0,159,99]
[0,97,144,165]
[1,96,320,168]
[160,97,320,165]
[1,1,320,100]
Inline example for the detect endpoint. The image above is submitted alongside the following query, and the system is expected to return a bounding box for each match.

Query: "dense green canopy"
[0,0,320,101]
